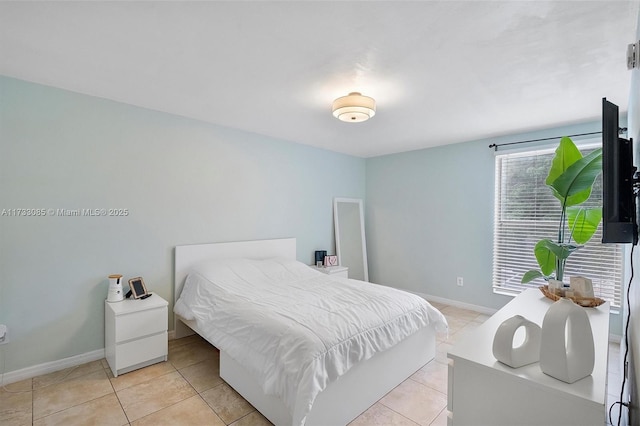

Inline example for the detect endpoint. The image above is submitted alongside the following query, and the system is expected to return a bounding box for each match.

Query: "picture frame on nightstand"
[128,277,149,299]
[324,255,338,266]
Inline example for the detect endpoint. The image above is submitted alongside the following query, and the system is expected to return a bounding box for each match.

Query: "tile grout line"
[228,409,261,426]
[378,396,440,426]
[31,365,112,423]
[407,375,447,397]
[106,361,131,425]
[174,350,229,425]
[198,381,237,425]
[375,400,418,425]
[429,406,448,426]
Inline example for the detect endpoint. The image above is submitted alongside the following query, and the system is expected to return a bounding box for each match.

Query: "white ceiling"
[1,1,638,158]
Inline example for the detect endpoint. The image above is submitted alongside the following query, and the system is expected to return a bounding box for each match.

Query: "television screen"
[602,97,637,244]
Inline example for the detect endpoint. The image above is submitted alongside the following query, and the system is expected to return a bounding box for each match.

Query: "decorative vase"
[107,274,124,303]
[492,315,541,368]
[548,279,564,295]
[570,276,594,298]
[540,298,595,383]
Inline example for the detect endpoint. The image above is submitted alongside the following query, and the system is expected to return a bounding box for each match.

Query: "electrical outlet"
[0,324,7,345]
[457,277,464,287]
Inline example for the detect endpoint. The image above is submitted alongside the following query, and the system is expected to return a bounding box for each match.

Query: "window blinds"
[492,147,624,307]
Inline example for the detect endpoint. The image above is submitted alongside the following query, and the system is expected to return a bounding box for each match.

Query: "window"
[492,144,624,307]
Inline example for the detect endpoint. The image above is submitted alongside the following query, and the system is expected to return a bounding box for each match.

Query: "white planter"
[540,298,595,383]
[492,315,541,368]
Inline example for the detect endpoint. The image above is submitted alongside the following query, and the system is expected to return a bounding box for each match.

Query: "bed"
[173,238,447,426]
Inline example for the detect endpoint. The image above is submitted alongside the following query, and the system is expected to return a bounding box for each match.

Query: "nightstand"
[311,265,349,278]
[105,294,168,377]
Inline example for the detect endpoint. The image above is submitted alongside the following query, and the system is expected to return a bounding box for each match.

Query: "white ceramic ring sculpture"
[492,315,542,368]
[540,298,595,383]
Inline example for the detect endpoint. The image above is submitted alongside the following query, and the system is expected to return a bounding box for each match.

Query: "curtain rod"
[488,128,628,151]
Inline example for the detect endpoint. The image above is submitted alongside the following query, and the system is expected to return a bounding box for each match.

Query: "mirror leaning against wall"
[333,198,369,282]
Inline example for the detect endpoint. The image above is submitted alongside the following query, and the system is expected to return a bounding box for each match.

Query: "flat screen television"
[602,97,638,245]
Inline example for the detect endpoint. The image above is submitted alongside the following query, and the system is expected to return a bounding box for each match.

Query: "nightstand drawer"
[116,332,167,371]
[116,307,166,342]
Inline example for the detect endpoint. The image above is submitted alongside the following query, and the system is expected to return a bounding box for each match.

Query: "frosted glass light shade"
[332,92,376,122]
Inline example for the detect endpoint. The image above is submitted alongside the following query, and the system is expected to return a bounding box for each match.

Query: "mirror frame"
[333,197,368,282]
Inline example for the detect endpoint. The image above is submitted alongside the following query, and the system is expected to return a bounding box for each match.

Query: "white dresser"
[105,294,168,377]
[447,289,610,426]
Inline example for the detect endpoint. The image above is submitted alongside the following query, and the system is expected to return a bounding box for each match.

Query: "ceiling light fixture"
[332,92,376,123]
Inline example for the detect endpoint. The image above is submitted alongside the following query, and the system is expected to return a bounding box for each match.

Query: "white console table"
[447,289,610,426]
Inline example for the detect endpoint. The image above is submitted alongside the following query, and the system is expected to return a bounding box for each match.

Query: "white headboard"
[174,238,296,334]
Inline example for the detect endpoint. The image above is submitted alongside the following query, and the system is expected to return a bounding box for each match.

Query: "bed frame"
[174,238,436,426]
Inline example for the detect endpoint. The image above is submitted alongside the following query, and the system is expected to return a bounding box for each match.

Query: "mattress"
[173,257,447,425]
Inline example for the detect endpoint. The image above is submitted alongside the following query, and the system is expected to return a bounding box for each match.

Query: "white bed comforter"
[174,257,447,425]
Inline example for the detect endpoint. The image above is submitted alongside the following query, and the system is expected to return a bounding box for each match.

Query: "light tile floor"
[0,303,625,426]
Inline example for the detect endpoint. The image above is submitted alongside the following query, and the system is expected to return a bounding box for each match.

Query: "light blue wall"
[365,121,623,335]
[0,76,365,373]
[1,65,632,375]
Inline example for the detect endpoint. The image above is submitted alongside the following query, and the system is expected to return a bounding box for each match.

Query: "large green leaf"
[546,137,583,186]
[567,206,602,244]
[534,239,582,277]
[541,240,581,259]
[522,270,544,284]
[534,239,557,276]
[548,149,602,207]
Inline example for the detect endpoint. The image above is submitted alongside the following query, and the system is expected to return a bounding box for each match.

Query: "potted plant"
[521,136,603,285]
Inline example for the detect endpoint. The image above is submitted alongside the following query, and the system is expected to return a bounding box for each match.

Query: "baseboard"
[168,330,176,340]
[411,291,498,316]
[1,348,105,386]
[1,331,180,386]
